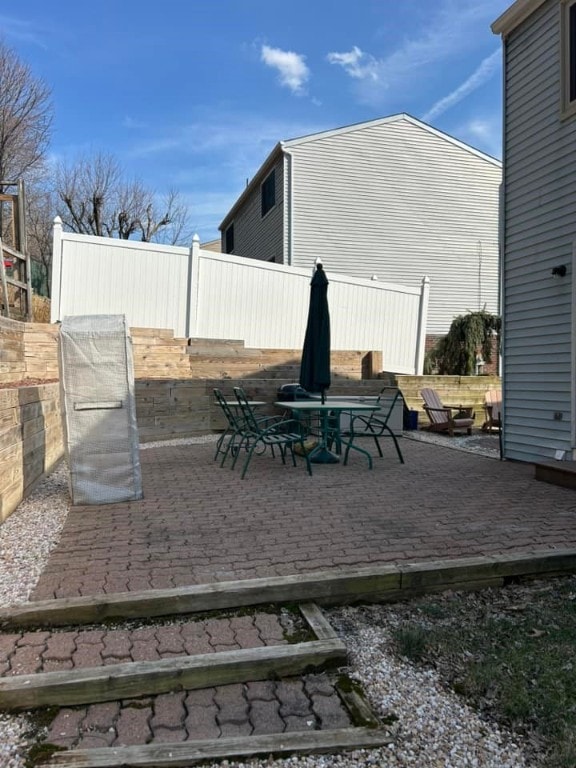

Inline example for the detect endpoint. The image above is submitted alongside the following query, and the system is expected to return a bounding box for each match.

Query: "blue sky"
[1,0,510,242]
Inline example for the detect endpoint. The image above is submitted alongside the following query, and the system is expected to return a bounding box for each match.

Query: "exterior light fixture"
[551,265,567,277]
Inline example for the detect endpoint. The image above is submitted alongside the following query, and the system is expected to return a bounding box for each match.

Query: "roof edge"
[219,142,283,231]
[283,113,501,167]
[281,113,408,147]
[491,0,547,37]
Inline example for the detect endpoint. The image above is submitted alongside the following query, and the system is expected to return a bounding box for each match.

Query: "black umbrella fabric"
[300,261,331,403]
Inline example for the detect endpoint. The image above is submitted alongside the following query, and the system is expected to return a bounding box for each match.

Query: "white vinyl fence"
[51,219,430,374]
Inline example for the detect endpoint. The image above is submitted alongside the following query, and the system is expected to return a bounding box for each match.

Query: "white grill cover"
[59,315,143,505]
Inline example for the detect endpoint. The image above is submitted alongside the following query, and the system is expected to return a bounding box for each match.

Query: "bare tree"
[0,40,52,184]
[56,152,121,238]
[137,188,192,245]
[26,184,55,297]
[56,152,192,244]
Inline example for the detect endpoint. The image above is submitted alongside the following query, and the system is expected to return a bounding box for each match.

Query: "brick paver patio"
[30,437,576,601]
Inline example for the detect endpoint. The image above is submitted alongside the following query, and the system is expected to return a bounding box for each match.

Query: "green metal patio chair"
[342,387,405,467]
[232,386,313,479]
[213,388,247,467]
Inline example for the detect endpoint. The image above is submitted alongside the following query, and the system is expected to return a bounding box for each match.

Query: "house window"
[225,223,234,254]
[261,170,276,217]
[561,0,576,117]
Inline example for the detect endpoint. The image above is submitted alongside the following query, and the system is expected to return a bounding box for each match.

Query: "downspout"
[282,145,294,266]
[498,36,507,453]
[571,241,576,458]
[415,276,430,375]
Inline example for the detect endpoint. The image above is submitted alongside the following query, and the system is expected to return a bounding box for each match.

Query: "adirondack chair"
[482,389,502,434]
[420,387,475,437]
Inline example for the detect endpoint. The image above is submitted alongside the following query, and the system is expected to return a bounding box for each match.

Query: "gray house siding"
[284,118,500,335]
[220,115,501,336]
[220,156,284,264]
[501,0,576,463]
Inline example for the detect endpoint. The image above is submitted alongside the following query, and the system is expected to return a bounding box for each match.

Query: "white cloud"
[128,110,325,164]
[457,115,502,159]
[260,44,309,94]
[0,15,47,48]
[130,136,181,155]
[326,46,378,81]
[423,49,501,121]
[122,116,148,130]
[334,0,506,107]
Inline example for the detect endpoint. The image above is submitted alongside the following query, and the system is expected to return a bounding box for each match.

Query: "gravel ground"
[0,432,533,768]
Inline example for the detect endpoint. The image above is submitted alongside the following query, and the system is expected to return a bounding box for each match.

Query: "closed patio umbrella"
[300,259,331,403]
[299,260,337,463]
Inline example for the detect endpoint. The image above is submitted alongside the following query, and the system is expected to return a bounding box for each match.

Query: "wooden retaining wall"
[0,383,63,523]
[381,373,501,428]
[0,319,500,521]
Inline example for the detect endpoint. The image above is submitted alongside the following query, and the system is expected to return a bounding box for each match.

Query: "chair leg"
[300,439,313,476]
[214,432,225,460]
[387,428,405,464]
[231,435,250,469]
[219,438,233,467]
[343,439,373,469]
[240,441,260,479]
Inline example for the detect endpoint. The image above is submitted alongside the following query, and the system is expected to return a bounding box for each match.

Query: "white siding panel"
[502,0,576,462]
[286,118,500,334]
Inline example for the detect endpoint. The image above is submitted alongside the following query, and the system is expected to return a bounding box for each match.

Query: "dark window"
[570,2,576,102]
[261,170,276,217]
[562,0,576,115]
[225,223,234,254]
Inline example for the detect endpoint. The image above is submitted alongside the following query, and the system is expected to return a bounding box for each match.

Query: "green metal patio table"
[274,399,381,467]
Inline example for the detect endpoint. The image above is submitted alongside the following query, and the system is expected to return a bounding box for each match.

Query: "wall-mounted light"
[552,265,567,277]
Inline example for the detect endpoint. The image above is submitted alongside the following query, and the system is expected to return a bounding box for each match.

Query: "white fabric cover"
[59,315,143,505]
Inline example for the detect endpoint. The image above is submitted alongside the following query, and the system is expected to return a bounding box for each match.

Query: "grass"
[388,575,576,768]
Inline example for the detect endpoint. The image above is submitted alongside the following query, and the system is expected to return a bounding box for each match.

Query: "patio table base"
[309,445,340,464]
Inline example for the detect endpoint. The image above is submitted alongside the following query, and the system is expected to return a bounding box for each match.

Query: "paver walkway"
[1,611,351,748]
[0,613,289,676]
[45,674,352,749]
[30,438,576,601]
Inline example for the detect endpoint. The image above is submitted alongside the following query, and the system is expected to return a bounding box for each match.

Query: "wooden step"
[535,460,576,490]
[5,552,576,630]
[0,639,346,711]
[46,727,395,767]
[187,338,246,355]
[0,603,345,712]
